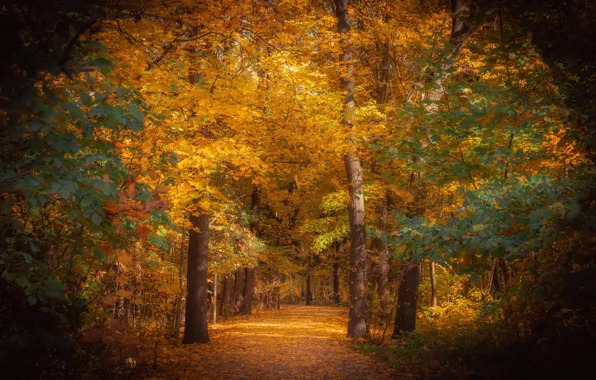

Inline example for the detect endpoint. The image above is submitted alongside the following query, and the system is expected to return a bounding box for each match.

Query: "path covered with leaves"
[138,306,395,379]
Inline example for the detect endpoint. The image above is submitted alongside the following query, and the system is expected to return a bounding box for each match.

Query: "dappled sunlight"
[228,332,333,339]
[134,306,394,379]
[4,0,594,378]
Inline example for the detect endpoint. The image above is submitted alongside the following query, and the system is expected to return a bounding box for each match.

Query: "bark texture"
[335,0,368,338]
[182,213,210,344]
[241,267,255,314]
[392,263,421,337]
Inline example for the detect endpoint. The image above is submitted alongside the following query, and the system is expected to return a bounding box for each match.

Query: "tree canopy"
[1,0,595,378]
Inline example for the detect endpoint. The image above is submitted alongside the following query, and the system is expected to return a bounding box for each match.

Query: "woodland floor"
[136,305,396,380]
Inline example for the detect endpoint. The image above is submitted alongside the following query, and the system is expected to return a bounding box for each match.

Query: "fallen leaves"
[133,306,394,380]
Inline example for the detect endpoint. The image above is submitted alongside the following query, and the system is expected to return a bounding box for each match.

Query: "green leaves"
[150,235,170,250]
[91,213,102,225]
[91,57,114,75]
[80,194,94,207]
[472,224,487,232]
[387,175,587,272]
[125,104,144,124]
[0,44,164,324]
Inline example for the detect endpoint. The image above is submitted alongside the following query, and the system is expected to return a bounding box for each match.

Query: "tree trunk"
[345,152,368,337]
[489,260,501,294]
[306,272,313,305]
[241,187,260,315]
[335,0,368,338]
[182,212,210,344]
[393,263,421,337]
[212,273,217,324]
[234,269,244,312]
[430,261,437,308]
[174,229,186,339]
[499,258,509,285]
[333,261,340,306]
[374,192,390,313]
[220,274,231,319]
[371,38,391,315]
[391,0,477,336]
[241,267,255,315]
[425,0,476,111]
[289,276,293,304]
[276,275,281,309]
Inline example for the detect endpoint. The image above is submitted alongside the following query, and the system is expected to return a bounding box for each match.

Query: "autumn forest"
[1,0,595,379]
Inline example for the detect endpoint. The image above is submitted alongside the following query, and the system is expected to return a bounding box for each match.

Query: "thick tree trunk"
[241,267,255,314]
[182,212,210,344]
[345,154,368,337]
[430,261,437,308]
[335,0,368,337]
[392,262,421,337]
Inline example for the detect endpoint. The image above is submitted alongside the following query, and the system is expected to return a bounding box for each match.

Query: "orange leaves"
[154,185,169,194]
[127,182,137,197]
[134,306,394,379]
[143,199,164,212]
[116,289,132,299]
[117,250,133,266]
[135,224,152,238]
[148,169,160,181]
[102,295,117,306]
[389,186,415,204]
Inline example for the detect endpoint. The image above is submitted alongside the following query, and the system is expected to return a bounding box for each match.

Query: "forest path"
[139,305,396,379]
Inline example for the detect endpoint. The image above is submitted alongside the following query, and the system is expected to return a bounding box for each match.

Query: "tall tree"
[182,212,210,344]
[335,0,368,338]
[370,34,392,316]
[393,0,479,335]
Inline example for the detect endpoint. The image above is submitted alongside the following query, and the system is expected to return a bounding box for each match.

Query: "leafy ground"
[135,306,395,379]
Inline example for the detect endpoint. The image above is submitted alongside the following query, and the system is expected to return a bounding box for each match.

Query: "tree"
[182,212,210,344]
[392,0,479,335]
[334,0,368,338]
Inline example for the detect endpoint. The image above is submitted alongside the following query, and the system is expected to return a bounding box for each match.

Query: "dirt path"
[139,305,395,379]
